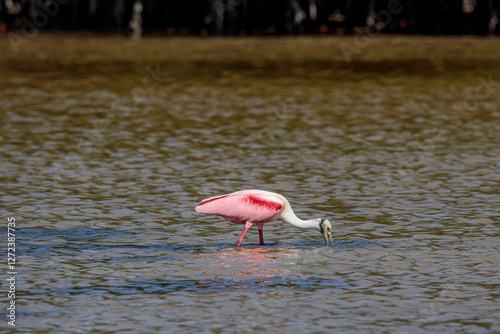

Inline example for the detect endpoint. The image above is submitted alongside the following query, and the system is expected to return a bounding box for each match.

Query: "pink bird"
[195,189,333,247]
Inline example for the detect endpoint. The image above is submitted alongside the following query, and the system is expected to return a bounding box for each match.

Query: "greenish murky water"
[1,35,499,333]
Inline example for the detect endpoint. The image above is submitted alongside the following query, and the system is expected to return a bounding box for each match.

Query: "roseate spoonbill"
[195,190,333,247]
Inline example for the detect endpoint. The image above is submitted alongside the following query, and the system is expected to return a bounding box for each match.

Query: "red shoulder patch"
[244,194,283,212]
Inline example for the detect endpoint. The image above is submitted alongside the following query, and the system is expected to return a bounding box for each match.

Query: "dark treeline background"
[1,0,500,35]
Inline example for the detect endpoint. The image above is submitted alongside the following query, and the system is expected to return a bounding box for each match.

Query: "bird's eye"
[327,227,331,231]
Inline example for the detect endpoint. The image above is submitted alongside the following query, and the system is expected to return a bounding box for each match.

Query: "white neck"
[279,205,320,230]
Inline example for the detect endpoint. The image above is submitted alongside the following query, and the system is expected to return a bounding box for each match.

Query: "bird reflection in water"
[198,247,292,288]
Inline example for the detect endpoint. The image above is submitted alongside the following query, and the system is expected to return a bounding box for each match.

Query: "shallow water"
[1,35,499,333]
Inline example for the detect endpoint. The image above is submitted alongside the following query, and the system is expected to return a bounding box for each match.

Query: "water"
[1,35,499,333]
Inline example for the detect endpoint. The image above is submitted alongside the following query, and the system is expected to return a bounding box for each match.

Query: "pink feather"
[195,190,284,225]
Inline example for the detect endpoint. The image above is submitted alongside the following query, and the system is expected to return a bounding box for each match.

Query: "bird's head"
[316,218,333,246]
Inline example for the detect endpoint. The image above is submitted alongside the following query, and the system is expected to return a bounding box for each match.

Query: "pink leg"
[257,223,265,246]
[236,222,253,247]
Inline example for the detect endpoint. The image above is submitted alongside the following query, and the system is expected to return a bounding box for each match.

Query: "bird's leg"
[256,223,265,246]
[236,222,253,247]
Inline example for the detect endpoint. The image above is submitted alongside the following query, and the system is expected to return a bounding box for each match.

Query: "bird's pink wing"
[195,191,284,224]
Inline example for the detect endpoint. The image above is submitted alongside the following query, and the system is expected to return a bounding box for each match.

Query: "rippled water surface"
[1,35,499,333]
